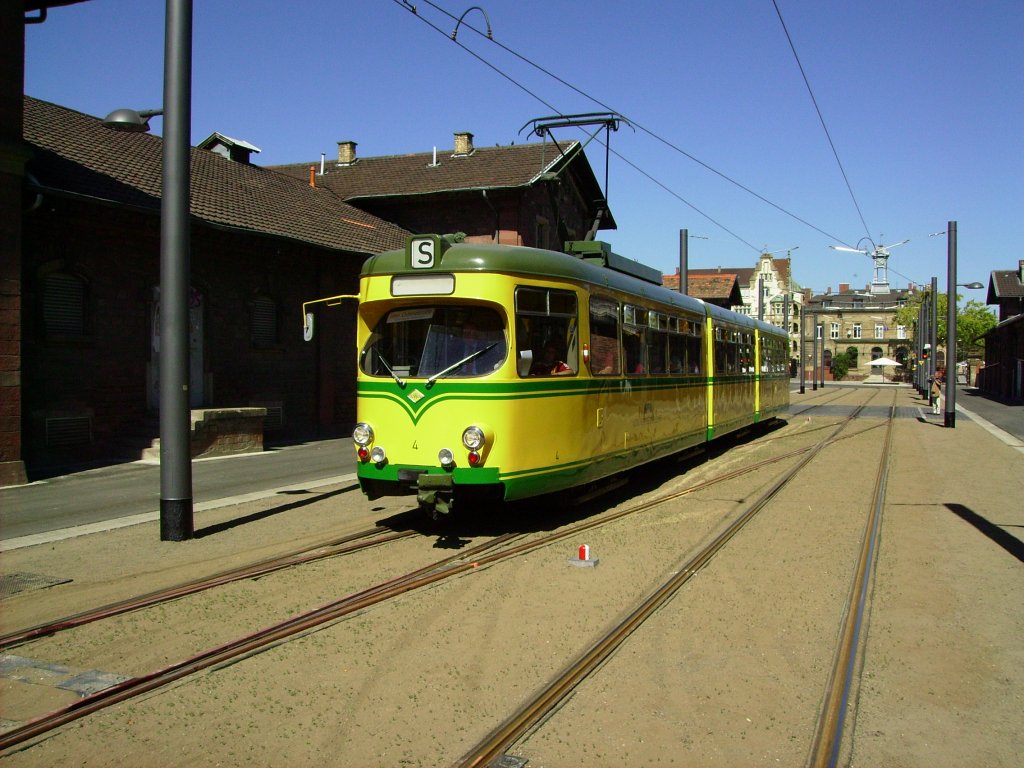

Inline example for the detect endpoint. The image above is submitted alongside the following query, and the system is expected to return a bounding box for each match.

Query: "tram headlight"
[438,448,455,468]
[462,426,486,451]
[353,423,374,447]
[370,446,387,465]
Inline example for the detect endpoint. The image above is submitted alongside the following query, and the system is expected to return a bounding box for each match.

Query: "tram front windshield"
[361,306,507,380]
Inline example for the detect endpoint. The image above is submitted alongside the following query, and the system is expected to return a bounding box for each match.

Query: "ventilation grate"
[45,416,92,447]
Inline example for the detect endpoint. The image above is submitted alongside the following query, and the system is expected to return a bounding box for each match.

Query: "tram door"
[149,286,205,409]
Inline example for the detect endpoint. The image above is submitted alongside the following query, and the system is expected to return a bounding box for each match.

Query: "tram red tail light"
[467,450,481,466]
[357,446,370,462]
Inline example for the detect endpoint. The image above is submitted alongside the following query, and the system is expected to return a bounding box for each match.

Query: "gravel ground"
[1,387,1021,767]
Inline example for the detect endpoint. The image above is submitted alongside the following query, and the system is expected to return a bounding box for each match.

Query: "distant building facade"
[978,259,1024,400]
[804,284,914,380]
[674,252,804,366]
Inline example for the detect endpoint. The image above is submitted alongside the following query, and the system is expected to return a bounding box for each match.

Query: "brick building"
[977,260,1024,400]
[803,284,914,381]
[675,252,804,367]
[18,96,410,475]
[5,3,614,485]
[270,132,613,250]
[661,269,743,309]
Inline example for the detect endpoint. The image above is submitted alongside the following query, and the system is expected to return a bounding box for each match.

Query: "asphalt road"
[0,439,356,544]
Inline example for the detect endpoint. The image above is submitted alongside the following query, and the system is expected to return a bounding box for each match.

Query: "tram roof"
[364,239,710,316]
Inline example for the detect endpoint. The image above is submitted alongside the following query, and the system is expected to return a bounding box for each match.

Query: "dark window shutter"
[44,272,86,336]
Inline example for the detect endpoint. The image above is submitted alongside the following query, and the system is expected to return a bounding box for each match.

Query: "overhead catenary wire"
[394,0,759,252]
[395,0,855,252]
[772,0,876,250]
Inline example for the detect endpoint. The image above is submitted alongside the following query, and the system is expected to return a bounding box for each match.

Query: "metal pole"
[799,304,805,394]
[678,229,688,295]
[758,277,764,321]
[930,275,938,395]
[945,222,957,427]
[923,292,930,393]
[160,0,194,540]
[818,316,826,389]
[811,313,818,391]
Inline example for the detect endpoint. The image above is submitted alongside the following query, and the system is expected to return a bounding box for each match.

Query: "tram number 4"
[411,237,435,269]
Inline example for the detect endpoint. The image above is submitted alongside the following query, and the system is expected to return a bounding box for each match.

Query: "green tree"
[894,292,996,353]
[831,352,851,381]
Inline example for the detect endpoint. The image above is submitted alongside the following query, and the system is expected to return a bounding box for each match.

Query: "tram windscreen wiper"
[425,343,497,388]
[375,350,406,388]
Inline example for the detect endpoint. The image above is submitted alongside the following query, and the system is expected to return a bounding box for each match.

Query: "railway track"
[1,388,890,759]
[456,388,895,768]
[0,525,416,650]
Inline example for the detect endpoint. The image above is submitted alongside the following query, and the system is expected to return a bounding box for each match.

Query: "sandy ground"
[1,387,1021,767]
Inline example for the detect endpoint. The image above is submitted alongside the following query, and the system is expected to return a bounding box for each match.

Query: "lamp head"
[102,108,162,133]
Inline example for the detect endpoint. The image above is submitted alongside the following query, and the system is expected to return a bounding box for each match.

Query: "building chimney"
[839,283,850,293]
[337,140,357,166]
[453,132,474,157]
[1019,259,1023,282]
[826,287,832,295]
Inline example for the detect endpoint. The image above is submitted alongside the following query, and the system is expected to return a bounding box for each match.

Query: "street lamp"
[102,108,163,133]
[958,282,984,290]
[104,0,194,539]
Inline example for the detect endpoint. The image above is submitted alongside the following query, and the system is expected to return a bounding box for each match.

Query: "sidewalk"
[0,439,357,550]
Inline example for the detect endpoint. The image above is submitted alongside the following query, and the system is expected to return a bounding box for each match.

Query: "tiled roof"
[687,273,741,301]
[270,140,601,201]
[690,266,756,286]
[988,268,1024,302]
[22,96,409,255]
[661,271,741,303]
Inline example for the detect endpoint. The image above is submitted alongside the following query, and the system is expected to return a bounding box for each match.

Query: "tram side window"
[687,320,703,375]
[515,286,578,377]
[672,317,702,375]
[646,312,668,374]
[741,333,753,375]
[588,296,620,376]
[668,330,686,374]
[621,304,646,374]
[714,326,741,376]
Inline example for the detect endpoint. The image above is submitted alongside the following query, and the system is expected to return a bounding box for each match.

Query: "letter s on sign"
[411,237,435,269]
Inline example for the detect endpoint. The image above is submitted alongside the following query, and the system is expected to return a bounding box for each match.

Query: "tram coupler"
[417,474,454,518]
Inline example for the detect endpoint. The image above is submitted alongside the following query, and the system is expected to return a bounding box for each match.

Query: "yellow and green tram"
[343,234,789,517]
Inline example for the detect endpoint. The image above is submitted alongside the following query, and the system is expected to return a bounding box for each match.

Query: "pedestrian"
[930,373,943,415]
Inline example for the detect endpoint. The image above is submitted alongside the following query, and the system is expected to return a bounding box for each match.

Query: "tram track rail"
[455,389,895,768]
[0,525,417,650]
[808,395,896,768]
[0,390,888,756]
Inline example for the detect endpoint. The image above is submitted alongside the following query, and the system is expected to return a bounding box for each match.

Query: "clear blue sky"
[24,0,1023,297]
